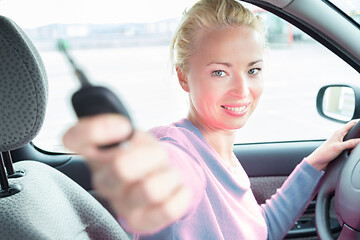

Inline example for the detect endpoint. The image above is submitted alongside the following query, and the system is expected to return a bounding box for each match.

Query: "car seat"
[0,15,132,240]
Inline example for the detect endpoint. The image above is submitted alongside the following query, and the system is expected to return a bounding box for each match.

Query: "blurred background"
[0,0,359,152]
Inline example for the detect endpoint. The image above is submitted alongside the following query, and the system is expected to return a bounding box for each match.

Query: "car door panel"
[235,141,323,177]
[234,141,342,239]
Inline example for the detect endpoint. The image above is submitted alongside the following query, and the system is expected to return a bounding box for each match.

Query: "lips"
[221,103,250,116]
[221,105,247,112]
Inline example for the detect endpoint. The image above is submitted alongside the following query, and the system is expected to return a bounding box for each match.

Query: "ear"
[176,67,190,92]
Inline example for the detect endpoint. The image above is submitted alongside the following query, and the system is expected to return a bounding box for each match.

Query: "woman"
[63,0,360,239]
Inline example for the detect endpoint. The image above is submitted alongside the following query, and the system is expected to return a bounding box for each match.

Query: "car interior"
[0,0,359,239]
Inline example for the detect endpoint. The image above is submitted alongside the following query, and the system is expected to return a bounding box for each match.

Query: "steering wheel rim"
[315,121,360,239]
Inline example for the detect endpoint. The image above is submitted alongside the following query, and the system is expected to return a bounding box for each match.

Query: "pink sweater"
[124,118,323,239]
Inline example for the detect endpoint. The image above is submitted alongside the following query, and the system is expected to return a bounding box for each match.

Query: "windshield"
[329,0,360,25]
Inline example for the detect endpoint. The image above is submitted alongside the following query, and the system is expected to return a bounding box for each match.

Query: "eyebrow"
[248,60,263,66]
[207,60,263,67]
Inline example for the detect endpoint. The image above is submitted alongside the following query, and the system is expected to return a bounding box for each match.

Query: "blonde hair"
[170,0,266,73]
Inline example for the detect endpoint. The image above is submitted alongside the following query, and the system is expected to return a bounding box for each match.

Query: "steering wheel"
[315,121,360,239]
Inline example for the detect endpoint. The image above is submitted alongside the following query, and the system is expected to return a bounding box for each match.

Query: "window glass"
[0,1,358,152]
[329,0,360,25]
[237,5,359,143]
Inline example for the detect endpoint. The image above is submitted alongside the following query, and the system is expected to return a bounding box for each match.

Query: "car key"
[57,39,134,149]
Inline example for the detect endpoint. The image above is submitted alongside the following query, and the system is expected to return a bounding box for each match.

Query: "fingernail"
[119,140,131,150]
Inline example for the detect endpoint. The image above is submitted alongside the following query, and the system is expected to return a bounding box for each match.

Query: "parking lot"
[33,41,359,151]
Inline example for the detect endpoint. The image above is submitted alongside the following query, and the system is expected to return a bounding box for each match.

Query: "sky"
[0,0,359,29]
[0,0,197,28]
[332,0,360,12]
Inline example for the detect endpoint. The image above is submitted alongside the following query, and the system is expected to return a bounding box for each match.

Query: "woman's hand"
[306,119,360,172]
[63,114,192,233]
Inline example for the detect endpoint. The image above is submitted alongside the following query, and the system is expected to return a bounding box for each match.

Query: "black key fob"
[57,38,133,149]
[72,86,134,149]
[72,86,132,120]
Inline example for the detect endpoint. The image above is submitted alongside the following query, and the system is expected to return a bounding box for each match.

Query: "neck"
[187,114,237,167]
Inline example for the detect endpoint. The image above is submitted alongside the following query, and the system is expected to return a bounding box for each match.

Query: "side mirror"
[317,84,360,123]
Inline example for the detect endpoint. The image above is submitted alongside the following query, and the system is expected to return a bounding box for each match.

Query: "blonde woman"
[63,0,359,239]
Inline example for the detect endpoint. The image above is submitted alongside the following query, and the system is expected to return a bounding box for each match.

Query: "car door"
[2,0,360,239]
[234,0,360,239]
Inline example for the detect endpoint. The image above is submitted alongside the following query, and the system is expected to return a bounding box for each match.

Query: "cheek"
[189,77,214,101]
[189,81,222,116]
[191,85,215,107]
[249,80,264,103]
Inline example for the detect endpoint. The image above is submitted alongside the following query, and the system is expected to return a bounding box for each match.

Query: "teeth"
[222,106,246,112]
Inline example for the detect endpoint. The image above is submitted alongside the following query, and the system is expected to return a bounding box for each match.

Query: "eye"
[212,70,227,77]
[248,68,261,75]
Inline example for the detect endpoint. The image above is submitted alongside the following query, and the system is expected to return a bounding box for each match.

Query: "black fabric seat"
[0,15,132,240]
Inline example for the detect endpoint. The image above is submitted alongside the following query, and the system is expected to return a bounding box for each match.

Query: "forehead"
[191,26,264,63]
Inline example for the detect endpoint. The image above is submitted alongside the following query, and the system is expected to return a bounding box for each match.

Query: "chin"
[220,119,249,131]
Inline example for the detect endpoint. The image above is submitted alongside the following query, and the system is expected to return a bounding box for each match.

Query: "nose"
[229,74,250,99]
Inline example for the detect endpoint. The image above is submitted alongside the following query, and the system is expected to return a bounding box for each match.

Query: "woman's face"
[178,25,265,132]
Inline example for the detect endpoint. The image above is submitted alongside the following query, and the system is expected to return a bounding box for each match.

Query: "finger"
[91,163,125,199]
[88,131,161,197]
[125,186,192,233]
[91,131,171,199]
[342,119,359,134]
[113,132,170,182]
[331,120,359,141]
[86,139,132,167]
[124,167,183,210]
[86,130,157,173]
[63,114,132,154]
[341,138,360,150]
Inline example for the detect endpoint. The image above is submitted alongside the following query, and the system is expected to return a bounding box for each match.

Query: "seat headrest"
[0,16,48,152]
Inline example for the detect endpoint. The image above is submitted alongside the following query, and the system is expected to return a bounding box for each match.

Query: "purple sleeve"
[160,141,207,218]
[260,159,323,240]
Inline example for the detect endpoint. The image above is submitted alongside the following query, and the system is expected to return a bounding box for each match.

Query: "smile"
[221,105,247,112]
[221,104,249,117]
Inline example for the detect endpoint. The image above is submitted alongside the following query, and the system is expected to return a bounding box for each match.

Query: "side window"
[1,2,358,151]
[235,7,359,144]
